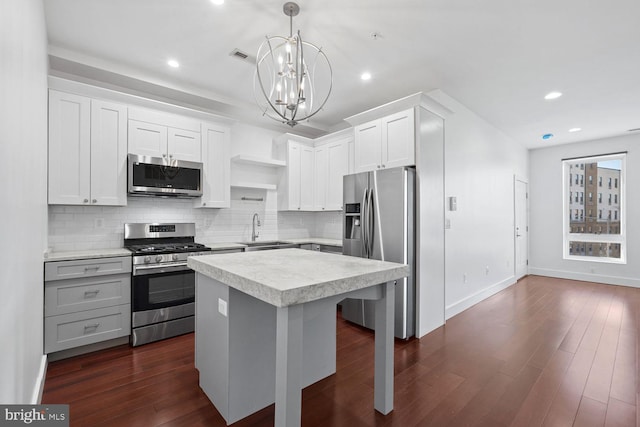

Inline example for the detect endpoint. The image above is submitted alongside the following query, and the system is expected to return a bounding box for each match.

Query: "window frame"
[562,153,626,264]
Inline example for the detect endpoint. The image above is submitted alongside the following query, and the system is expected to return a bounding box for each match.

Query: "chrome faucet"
[251,213,261,242]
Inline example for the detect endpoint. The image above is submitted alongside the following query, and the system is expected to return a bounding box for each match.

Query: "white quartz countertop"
[188,248,408,307]
[44,248,132,262]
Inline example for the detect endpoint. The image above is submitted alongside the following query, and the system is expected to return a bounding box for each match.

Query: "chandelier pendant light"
[254,2,332,127]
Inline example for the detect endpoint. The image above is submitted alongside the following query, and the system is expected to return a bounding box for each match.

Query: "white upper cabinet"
[277,140,315,211]
[128,108,202,162]
[313,145,328,210]
[354,108,415,173]
[48,90,127,206]
[195,122,231,208]
[314,137,349,211]
[325,138,349,210]
[90,100,128,206]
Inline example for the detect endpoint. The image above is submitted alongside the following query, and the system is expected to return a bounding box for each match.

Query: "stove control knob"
[172,254,179,261]
[155,255,163,263]
[144,256,151,264]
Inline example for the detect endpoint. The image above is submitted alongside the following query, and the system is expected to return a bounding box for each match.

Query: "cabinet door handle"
[83,323,100,333]
[203,202,207,206]
[377,165,381,169]
[92,199,97,204]
[83,199,89,203]
[162,154,167,158]
[84,290,100,298]
[84,266,100,271]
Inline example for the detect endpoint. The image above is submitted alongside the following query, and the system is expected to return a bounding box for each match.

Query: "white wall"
[0,0,49,404]
[427,90,529,320]
[529,133,639,286]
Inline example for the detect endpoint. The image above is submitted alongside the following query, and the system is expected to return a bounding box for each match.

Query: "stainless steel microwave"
[127,154,203,198]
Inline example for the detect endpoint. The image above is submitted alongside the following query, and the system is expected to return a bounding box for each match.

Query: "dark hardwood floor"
[42,275,639,426]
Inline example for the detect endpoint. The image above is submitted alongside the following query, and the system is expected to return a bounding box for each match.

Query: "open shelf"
[231,155,286,168]
[230,181,277,191]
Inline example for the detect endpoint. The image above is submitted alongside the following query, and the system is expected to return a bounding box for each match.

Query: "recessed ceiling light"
[544,91,562,100]
[542,133,554,140]
[210,0,224,5]
[167,59,180,68]
[361,72,372,81]
[568,128,582,133]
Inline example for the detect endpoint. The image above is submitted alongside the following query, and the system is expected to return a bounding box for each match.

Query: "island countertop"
[187,248,409,307]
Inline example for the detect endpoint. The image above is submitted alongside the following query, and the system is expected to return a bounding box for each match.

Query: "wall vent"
[229,49,254,63]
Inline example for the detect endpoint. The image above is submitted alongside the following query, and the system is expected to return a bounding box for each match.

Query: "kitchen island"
[187,248,409,427]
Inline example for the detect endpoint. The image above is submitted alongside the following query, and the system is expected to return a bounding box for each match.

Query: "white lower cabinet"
[44,256,132,354]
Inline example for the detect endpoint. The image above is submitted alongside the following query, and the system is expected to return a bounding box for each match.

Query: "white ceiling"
[43,0,640,148]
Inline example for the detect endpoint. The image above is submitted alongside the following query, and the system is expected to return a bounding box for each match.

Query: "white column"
[274,304,304,427]
[374,281,395,414]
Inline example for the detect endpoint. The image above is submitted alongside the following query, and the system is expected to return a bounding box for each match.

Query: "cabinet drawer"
[44,304,131,354]
[45,256,131,281]
[45,274,131,316]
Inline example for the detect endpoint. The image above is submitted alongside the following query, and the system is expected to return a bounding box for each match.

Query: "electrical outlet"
[485,266,490,275]
[218,298,228,317]
[463,273,467,284]
[94,218,104,228]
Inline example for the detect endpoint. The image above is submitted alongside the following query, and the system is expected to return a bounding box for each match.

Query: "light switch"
[449,196,457,211]
[218,298,228,317]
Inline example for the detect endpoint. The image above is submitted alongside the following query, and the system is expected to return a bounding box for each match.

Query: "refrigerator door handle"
[362,188,369,257]
[367,187,375,257]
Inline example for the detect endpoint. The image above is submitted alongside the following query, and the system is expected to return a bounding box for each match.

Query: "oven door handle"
[133,262,190,276]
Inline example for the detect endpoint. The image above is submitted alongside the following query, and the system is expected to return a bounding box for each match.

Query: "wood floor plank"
[583,297,623,403]
[509,348,573,427]
[41,276,640,427]
[573,397,607,427]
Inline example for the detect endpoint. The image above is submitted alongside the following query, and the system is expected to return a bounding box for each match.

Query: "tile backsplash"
[48,190,343,252]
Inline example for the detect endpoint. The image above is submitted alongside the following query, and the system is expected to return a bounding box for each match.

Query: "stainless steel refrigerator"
[341,166,415,339]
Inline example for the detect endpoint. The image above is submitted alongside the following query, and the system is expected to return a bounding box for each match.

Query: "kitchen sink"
[241,241,300,252]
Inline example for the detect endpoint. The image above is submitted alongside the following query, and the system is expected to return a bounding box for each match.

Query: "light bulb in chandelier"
[254,2,332,127]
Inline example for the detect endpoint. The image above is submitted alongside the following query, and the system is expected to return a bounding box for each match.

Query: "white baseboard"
[31,354,47,404]
[529,268,640,288]
[445,276,517,320]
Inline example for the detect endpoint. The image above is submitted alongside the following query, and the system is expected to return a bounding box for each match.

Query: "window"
[563,153,626,263]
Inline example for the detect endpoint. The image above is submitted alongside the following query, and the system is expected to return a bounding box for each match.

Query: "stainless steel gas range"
[124,223,211,346]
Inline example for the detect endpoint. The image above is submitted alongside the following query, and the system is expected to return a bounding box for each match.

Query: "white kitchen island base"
[189,249,408,427]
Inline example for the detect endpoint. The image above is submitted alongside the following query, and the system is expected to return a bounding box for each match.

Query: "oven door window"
[133,270,195,311]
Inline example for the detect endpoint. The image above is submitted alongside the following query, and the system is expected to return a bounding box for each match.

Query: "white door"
[299,145,315,210]
[515,178,529,279]
[382,109,415,169]
[353,120,382,173]
[128,120,167,158]
[168,128,202,162]
[326,139,349,210]
[313,146,327,210]
[196,123,230,208]
[90,100,127,206]
[48,90,91,205]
